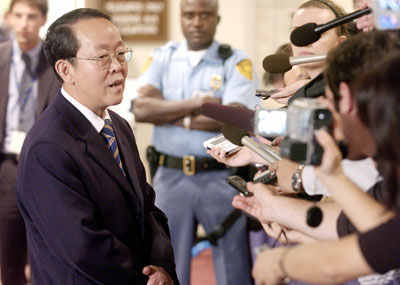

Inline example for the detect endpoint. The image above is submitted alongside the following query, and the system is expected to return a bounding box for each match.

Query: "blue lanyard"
[11,52,37,114]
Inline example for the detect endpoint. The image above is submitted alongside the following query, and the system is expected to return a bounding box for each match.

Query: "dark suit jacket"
[0,40,60,149]
[16,92,178,284]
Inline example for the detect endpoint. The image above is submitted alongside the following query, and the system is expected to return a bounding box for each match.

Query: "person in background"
[271,0,347,105]
[132,0,259,283]
[16,8,178,284]
[0,1,59,284]
[263,43,309,93]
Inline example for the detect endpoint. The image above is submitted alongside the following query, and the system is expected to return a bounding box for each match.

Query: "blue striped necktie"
[100,119,125,175]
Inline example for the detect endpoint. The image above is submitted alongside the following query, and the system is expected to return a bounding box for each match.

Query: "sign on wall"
[101,0,167,41]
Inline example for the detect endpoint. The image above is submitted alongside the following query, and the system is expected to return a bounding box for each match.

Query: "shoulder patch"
[141,56,153,74]
[236,59,253,81]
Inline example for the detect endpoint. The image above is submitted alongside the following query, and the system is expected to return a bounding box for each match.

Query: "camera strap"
[196,209,242,246]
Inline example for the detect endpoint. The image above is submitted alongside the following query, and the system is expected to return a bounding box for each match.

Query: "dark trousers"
[0,156,27,285]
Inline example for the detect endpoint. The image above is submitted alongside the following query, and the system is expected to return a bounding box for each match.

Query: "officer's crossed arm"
[132,83,223,128]
[173,102,246,132]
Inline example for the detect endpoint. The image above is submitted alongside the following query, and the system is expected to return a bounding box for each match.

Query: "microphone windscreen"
[200,103,255,132]
[221,124,248,146]
[290,23,320,47]
[262,54,291,73]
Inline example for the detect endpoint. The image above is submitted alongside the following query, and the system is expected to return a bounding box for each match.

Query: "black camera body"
[254,98,332,165]
[280,98,332,165]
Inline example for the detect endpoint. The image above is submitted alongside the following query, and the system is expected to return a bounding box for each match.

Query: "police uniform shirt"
[135,40,259,157]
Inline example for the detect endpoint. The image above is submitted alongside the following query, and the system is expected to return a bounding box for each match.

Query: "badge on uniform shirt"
[141,56,153,74]
[210,74,222,90]
[236,59,253,81]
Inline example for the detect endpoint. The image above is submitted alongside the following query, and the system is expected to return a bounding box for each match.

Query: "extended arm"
[132,84,223,131]
[232,183,341,240]
[315,129,394,233]
[252,234,373,284]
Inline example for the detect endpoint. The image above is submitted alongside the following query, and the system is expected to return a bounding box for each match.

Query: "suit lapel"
[109,113,145,208]
[55,94,141,209]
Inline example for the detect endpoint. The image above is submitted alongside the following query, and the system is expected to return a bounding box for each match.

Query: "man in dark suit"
[0,1,59,284]
[15,8,178,285]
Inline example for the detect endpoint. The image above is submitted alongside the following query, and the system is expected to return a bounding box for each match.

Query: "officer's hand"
[200,96,221,106]
[138,84,163,99]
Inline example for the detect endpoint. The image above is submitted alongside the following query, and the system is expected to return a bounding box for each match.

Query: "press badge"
[8,130,27,155]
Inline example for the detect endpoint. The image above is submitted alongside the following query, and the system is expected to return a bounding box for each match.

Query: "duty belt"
[158,153,227,176]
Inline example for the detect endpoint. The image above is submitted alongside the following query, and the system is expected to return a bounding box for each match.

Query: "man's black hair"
[44,8,111,82]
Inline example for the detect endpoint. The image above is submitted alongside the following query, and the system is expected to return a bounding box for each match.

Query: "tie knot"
[104,119,112,127]
[101,119,115,138]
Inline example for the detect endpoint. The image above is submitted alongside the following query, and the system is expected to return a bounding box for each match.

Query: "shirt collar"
[175,40,221,63]
[61,87,109,133]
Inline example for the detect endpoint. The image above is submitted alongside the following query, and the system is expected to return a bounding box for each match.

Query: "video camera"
[254,98,332,165]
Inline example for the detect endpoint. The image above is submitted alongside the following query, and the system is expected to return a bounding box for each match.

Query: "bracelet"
[279,248,292,279]
[183,115,191,131]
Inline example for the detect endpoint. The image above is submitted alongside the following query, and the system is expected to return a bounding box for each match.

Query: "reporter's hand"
[268,159,300,194]
[233,182,279,224]
[263,223,316,245]
[271,135,284,147]
[143,265,173,285]
[207,145,269,166]
[252,247,288,285]
[314,129,344,179]
[270,79,311,105]
[207,146,251,167]
[356,2,374,32]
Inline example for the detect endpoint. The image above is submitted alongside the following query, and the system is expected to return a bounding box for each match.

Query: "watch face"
[291,175,297,190]
[291,174,298,190]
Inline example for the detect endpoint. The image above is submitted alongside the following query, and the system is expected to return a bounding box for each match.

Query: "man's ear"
[55,59,74,84]
[338,82,355,114]
[217,15,221,24]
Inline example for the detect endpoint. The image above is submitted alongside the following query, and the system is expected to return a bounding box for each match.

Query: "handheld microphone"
[201,103,255,132]
[290,7,372,47]
[222,124,281,164]
[263,53,327,73]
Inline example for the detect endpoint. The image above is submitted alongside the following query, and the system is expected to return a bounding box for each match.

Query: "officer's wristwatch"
[291,164,305,192]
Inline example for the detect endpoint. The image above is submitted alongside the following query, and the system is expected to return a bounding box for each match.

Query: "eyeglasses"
[70,48,133,70]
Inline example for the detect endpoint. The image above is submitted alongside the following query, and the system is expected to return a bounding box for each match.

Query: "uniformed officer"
[132,0,259,284]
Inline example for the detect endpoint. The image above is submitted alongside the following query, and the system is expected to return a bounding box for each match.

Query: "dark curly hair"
[351,54,400,209]
[324,31,400,107]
